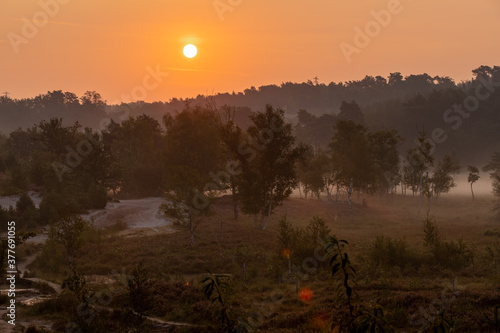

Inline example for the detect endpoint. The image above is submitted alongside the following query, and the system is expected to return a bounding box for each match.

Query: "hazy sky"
[1,0,499,102]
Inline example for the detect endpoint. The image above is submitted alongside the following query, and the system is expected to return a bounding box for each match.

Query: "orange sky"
[1,0,499,103]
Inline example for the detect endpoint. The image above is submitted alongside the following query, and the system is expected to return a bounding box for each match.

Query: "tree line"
[3,98,499,246]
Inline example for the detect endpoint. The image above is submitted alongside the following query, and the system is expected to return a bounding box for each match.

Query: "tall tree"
[297,147,330,200]
[162,107,223,247]
[406,131,434,220]
[338,101,365,125]
[329,120,376,221]
[208,103,243,220]
[368,129,402,195]
[483,152,500,198]
[431,155,460,198]
[104,114,164,196]
[238,105,304,230]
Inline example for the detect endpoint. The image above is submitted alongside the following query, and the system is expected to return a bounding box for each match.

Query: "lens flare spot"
[299,287,313,302]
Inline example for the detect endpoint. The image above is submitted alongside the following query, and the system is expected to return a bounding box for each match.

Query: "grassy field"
[9,193,500,332]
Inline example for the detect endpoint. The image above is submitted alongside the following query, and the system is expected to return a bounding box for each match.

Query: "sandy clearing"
[0,196,175,244]
[86,197,171,230]
[0,191,42,209]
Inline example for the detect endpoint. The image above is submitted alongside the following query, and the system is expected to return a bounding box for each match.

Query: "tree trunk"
[298,183,302,199]
[189,217,194,249]
[426,196,432,219]
[471,183,475,202]
[68,256,73,276]
[243,262,246,288]
[417,172,423,221]
[262,188,274,230]
[348,178,353,222]
[231,184,238,220]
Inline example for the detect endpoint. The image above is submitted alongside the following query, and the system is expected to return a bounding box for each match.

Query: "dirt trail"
[0,196,184,329]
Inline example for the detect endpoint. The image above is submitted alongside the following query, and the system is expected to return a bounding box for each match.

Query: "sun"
[183,44,197,58]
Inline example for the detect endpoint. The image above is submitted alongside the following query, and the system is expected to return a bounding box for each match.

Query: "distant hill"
[1,65,499,165]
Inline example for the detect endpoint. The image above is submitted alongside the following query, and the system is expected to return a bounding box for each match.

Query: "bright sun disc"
[183,44,197,58]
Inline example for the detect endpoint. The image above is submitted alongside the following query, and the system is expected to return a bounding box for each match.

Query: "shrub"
[430,239,473,270]
[15,193,39,230]
[423,218,439,247]
[306,215,331,244]
[369,235,423,270]
[423,219,474,270]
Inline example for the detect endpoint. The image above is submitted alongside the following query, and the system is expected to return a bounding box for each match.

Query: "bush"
[369,235,424,270]
[15,193,39,230]
[431,239,473,270]
[423,219,474,270]
[16,192,36,212]
[28,292,78,316]
[306,215,331,244]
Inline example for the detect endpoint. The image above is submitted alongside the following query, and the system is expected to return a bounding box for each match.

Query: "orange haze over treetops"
[1,0,499,103]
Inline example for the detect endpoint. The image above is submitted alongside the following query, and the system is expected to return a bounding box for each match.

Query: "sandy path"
[0,196,181,330]
[0,197,174,244]
[86,197,172,231]
[0,191,42,209]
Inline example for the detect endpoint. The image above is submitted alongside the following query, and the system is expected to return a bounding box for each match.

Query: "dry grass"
[22,193,500,331]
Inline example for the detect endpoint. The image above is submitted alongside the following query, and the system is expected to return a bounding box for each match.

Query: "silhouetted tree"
[238,105,304,230]
[368,130,402,194]
[329,120,376,221]
[406,130,434,220]
[431,155,460,198]
[162,107,223,247]
[467,165,480,201]
[483,152,500,198]
[338,101,365,125]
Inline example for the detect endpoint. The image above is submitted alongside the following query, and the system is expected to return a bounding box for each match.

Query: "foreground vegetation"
[1,194,498,332]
